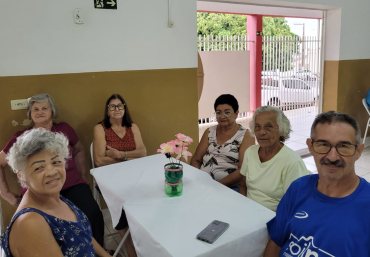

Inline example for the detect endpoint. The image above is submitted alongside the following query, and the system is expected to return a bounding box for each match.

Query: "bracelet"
[125,151,127,161]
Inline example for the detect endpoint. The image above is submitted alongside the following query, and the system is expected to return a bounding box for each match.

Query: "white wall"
[198,51,250,119]
[324,8,341,61]
[0,0,197,76]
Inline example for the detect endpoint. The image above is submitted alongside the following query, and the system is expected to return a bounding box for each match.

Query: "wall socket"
[74,8,84,24]
[11,99,28,110]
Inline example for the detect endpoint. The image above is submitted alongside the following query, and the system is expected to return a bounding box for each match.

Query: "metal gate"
[262,36,321,110]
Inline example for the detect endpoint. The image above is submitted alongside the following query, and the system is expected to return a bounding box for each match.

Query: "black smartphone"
[196,220,230,244]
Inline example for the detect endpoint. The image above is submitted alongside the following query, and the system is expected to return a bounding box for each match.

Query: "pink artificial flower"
[174,146,188,155]
[174,139,189,147]
[175,147,193,162]
[175,133,194,144]
[157,140,176,155]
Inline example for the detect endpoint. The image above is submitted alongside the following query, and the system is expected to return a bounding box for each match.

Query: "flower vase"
[164,163,183,197]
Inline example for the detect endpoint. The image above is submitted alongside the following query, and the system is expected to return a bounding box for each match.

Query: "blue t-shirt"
[267,174,370,257]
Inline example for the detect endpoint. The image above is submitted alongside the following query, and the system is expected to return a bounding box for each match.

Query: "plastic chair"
[90,143,130,257]
[363,99,370,145]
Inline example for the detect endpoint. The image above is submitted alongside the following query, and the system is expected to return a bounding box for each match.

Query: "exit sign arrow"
[107,0,116,6]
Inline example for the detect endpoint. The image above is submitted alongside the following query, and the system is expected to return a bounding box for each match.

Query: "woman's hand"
[105,146,121,160]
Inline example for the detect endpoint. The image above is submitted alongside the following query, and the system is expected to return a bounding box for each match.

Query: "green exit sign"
[94,0,117,9]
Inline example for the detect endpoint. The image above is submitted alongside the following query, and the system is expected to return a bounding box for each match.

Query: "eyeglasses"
[215,111,233,118]
[311,140,358,156]
[107,103,125,111]
[254,124,276,132]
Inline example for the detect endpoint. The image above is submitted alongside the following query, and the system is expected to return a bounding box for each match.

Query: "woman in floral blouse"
[191,94,255,191]
[0,129,111,257]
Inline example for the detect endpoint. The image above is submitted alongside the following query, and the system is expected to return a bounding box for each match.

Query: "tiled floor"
[103,209,128,257]
[284,106,318,151]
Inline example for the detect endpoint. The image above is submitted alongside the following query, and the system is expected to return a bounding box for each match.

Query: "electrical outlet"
[74,8,84,24]
[11,99,28,110]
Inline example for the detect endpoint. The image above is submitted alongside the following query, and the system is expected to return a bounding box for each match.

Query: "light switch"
[11,99,28,110]
[74,8,84,24]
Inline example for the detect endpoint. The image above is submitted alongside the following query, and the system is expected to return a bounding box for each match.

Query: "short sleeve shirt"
[3,123,86,194]
[267,175,370,256]
[240,144,310,211]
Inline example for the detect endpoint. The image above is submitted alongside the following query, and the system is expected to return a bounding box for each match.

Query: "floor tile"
[105,238,119,253]
[354,158,370,170]
[287,133,308,142]
[361,173,370,182]
[105,224,112,236]
[303,156,315,165]
[285,142,308,151]
[292,129,311,137]
[355,166,370,176]
[362,147,370,156]
[304,163,317,174]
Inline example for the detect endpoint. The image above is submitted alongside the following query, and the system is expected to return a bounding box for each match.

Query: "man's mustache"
[320,158,346,168]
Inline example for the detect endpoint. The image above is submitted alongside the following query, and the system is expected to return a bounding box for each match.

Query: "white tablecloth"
[91,154,275,257]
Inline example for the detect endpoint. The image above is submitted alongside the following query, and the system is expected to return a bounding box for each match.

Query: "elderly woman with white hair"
[0,93,104,246]
[0,129,111,257]
[238,106,310,211]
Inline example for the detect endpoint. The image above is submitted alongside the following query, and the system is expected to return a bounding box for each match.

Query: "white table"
[91,154,275,257]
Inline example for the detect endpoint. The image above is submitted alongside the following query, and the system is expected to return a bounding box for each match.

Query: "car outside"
[261,76,317,108]
[293,69,318,81]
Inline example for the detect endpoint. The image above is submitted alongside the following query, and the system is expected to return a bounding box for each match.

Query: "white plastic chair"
[363,98,370,145]
[90,143,130,257]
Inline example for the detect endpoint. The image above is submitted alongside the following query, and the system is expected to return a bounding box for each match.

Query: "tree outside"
[197,13,300,71]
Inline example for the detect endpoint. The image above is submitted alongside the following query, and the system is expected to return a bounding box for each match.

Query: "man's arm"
[73,141,90,184]
[264,239,281,257]
[0,151,21,206]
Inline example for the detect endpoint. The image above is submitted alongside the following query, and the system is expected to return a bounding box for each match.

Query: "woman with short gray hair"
[0,129,111,257]
[0,93,104,246]
[239,106,310,211]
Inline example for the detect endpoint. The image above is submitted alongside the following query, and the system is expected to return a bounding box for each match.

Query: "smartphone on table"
[196,220,230,244]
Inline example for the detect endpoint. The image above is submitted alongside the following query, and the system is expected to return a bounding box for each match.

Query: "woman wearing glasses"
[239,106,310,211]
[191,94,255,191]
[93,93,146,257]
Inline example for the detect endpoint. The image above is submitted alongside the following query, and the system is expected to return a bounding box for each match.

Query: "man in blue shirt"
[264,111,368,257]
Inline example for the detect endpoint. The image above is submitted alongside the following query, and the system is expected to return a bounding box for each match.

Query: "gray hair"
[310,111,361,143]
[27,93,59,120]
[6,128,70,188]
[249,106,291,142]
